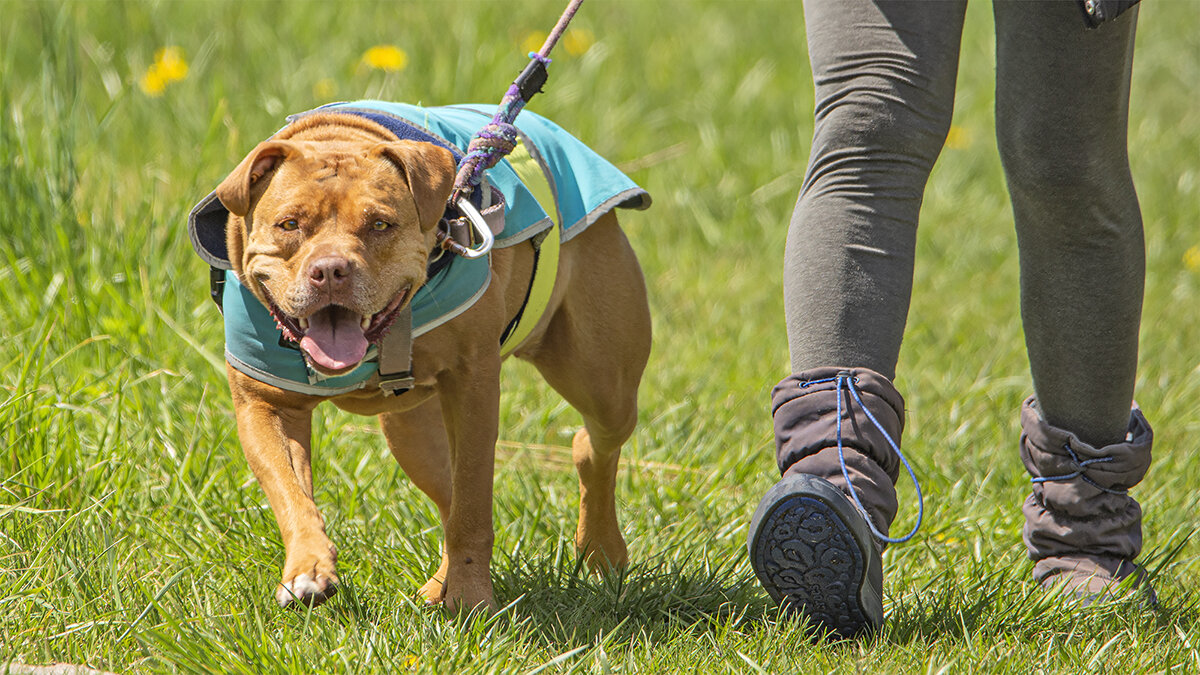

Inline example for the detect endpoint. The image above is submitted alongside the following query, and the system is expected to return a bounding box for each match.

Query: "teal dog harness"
[188,101,649,396]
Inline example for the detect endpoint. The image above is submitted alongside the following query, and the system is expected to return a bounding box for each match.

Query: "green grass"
[3,0,1200,672]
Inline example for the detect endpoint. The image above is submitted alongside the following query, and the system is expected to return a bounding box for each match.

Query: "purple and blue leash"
[449,0,585,206]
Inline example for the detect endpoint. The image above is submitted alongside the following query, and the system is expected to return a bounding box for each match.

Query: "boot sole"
[747,474,883,637]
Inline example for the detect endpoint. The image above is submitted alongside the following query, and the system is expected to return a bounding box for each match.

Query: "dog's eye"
[277,218,299,231]
[371,220,392,231]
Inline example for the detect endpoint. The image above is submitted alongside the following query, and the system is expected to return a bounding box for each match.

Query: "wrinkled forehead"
[278,150,376,183]
[268,149,404,195]
[254,155,409,217]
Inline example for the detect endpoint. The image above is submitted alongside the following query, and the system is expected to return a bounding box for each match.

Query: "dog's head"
[216,113,455,377]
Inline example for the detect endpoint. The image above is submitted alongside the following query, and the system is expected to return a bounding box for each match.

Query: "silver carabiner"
[453,196,495,259]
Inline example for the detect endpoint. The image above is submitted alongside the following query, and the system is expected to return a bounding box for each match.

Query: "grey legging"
[784,0,1143,447]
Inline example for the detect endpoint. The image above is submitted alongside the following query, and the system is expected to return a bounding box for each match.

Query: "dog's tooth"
[361,315,371,331]
[299,317,310,331]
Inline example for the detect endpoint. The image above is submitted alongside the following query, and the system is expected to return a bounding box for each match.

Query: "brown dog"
[208,110,650,612]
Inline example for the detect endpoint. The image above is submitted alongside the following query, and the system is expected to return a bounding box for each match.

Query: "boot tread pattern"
[750,495,870,637]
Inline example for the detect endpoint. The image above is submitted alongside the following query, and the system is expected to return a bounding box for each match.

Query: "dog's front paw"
[418,574,446,605]
[417,555,451,606]
[276,572,339,609]
[441,569,496,615]
[577,528,629,573]
[277,541,340,609]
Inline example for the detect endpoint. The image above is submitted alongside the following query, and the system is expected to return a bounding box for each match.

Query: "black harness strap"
[498,229,549,347]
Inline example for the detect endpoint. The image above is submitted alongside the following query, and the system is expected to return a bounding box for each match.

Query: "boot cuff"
[1020,397,1152,515]
[772,367,905,479]
[772,367,905,419]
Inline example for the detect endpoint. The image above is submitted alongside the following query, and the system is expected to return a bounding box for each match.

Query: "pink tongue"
[299,306,369,372]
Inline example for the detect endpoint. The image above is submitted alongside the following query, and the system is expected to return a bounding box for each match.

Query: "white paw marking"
[276,573,333,607]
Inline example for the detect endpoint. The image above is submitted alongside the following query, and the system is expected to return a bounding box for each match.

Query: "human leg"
[752,0,967,636]
[784,0,967,378]
[993,0,1152,597]
[995,0,1142,446]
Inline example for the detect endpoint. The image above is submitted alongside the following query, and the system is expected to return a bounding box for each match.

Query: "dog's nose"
[308,256,353,290]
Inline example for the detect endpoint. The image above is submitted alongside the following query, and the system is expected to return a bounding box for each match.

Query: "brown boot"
[772,367,907,535]
[749,367,918,637]
[1019,397,1156,603]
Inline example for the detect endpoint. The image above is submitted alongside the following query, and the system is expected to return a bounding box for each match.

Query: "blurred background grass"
[1,1,1198,672]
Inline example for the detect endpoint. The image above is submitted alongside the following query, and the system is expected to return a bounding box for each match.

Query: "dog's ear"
[372,142,456,232]
[215,141,297,216]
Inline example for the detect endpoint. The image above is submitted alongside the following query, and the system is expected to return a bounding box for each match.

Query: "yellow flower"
[563,29,594,57]
[361,45,408,72]
[945,125,971,150]
[155,46,189,80]
[313,78,336,100]
[139,46,189,97]
[1185,245,1200,272]
[521,31,548,57]
[140,70,167,96]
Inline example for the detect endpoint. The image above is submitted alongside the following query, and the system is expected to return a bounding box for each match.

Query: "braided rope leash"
[449,0,585,205]
[801,372,925,544]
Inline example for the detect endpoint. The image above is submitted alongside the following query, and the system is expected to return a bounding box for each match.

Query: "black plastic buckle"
[515,58,549,101]
[379,371,415,397]
[209,266,226,313]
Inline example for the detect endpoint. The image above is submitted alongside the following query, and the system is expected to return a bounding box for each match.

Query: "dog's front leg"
[437,359,502,614]
[228,366,335,608]
[378,396,453,605]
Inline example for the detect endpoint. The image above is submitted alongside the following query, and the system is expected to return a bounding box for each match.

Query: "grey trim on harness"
[492,122,559,248]
[189,192,234,271]
[445,105,558,249]
[494,216,553,248]
[412,267,492,339]
[374,269,494,396]
[225,349,372,397]
[225,266,491,397]
[561,187,652,243]
[441,105,649,244]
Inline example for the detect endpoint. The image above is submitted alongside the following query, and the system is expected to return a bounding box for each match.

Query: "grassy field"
[2,0,1199,672]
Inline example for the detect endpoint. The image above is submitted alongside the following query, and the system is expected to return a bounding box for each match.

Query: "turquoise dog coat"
[188,101,650,396]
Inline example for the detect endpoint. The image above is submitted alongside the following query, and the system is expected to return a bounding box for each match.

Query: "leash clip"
[439,197,495,259]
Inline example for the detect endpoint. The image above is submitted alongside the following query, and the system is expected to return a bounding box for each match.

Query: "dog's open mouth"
[268,285,412,375]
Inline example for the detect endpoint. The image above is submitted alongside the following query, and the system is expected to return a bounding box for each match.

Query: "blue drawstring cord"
[1031,442,1125,495]
[801,371,925,544]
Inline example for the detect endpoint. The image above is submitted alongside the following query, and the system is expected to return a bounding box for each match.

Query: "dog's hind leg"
[521,213,651,572]
[379,396,453,605]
